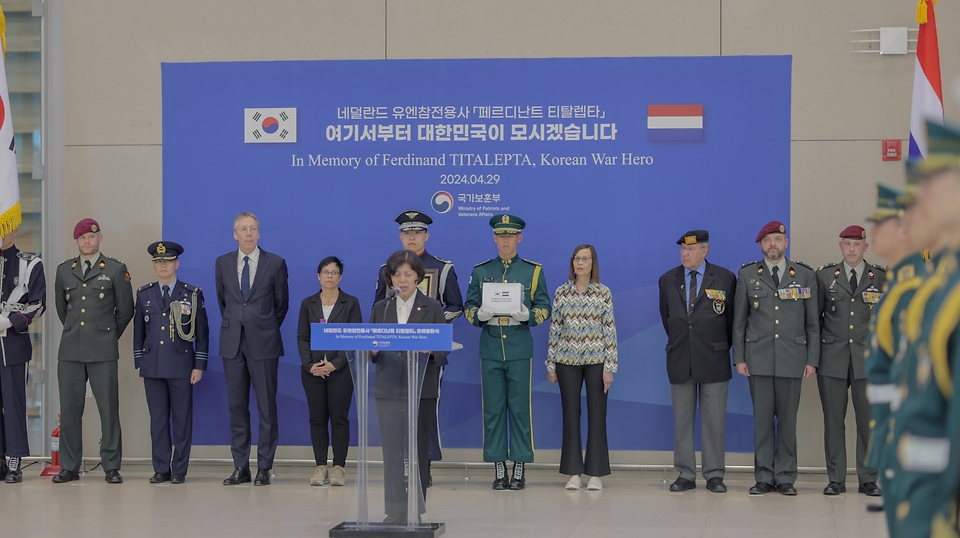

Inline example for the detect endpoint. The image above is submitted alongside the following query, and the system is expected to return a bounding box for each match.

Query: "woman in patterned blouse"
[547,244,618,491]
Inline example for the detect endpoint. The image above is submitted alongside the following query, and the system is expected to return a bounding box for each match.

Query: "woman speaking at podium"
[370,250,448,524]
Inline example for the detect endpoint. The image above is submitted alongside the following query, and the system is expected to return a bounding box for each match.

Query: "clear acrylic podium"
[312,323,452,538]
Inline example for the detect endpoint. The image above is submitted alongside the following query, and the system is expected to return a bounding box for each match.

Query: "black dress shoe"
[778,483,797,496]
[105,470,123,484]
[706,477,727,493]
[254,468,271,486]
[508,462,525,490]
[52,470,80,483]
[171,474,186,485]
[150,472,171,484]
[383,515,402,525]
[823,481,846,495]
[223,467,251,485]
[749,482,775,494]
[5,470,22,484]
[859,482,882,496]
[492,461,508,490]
[669,477,697,492]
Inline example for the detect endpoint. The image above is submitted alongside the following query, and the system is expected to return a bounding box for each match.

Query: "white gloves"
[477,308,494,322]
[0,317,12,331]
[510,304,530,322]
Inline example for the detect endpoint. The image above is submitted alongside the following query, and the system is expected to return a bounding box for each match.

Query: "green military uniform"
[55,247,135,473]
[816,228,885,490]
[732,221,820,490]
[464,215,550,475]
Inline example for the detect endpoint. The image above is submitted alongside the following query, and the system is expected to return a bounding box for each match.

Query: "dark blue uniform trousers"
[0,362,28,457]
[223,332,279,470]
[143,376,194,475]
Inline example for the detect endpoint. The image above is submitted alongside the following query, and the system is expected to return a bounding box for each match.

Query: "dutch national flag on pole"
[908,0,942,158]
[647,104,704,141]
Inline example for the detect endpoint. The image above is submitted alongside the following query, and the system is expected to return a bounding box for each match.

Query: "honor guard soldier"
[374,210,463,485]
[863,182,926,536]
[464,214,551,490]
[134,241,209,484]
[0,227,45,483]
[816,225,885,496]
[732,221,819,496]
[887,121,960,538]
[53,218,134,484]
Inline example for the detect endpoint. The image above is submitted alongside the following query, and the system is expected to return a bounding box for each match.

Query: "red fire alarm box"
[883,139,901,161]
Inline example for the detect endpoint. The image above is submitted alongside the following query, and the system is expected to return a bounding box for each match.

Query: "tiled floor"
[0,466,889,538]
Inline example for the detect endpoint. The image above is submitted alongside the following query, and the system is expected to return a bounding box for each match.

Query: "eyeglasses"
[320,271,341,277]
[573,257,592,263]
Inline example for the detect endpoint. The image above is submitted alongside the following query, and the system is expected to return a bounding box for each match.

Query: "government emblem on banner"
[244,108,297,143]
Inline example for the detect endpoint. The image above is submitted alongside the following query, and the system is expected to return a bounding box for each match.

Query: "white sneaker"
[565,475,582,490]
[310,466,329,486]
[330,465,346,486]
[587,476,603,490]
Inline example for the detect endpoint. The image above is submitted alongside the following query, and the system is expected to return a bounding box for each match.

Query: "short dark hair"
[568,244,600,283]
[317,256,343,275]
[384,250,425,283]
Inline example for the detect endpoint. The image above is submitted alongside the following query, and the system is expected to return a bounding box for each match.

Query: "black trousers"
[556,363,611,477]
[376,397,429,520]
[143,377,193,475]
[301,366,353,467]
[0,362,28,457]
[223,331,279,469]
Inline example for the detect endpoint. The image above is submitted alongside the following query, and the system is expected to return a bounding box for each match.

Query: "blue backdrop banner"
[161,56,791,453]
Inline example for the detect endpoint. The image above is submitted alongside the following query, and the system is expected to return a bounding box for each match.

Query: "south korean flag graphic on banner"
[244,108,297,143]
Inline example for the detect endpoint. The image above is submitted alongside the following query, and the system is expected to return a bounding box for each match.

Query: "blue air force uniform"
[133,241,209,479]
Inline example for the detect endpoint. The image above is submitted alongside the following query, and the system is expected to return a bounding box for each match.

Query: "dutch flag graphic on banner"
[647,104,703,141]
[908,0,942,158]
[244,108,298,143]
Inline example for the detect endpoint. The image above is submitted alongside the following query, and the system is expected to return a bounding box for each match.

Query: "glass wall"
[5,0,43,453]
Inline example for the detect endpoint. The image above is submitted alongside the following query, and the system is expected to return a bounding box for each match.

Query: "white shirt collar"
[238,247,260,263]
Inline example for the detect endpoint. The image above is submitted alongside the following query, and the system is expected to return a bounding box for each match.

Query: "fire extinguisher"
[40,414,62,477]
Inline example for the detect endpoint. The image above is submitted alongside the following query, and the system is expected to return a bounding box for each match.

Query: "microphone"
[388,287,402,299]
[382,287,402,321]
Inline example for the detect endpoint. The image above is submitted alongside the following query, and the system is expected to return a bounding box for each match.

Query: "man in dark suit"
[658,230,737,494]
[816,225,885,497]
[53,218,135,484]
[215,212,289,486]
[0,227,45,483]
[733,221,819,496]
[134,241,209,484]
[370,250,449,524]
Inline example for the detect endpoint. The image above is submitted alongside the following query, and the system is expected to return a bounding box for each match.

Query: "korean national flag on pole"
[244,108,297,143]
[0,8,21,236]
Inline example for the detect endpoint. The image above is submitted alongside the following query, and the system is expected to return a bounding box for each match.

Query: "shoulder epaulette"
[184,283,199,292]
[871,263,886,272]
[16,252,35,261]
[61,256,78,266]
[794,260,813,271]
[741,260,761,268]
[106,256,123,264]
[138,282,155,292]
[433,255,453,264]
[521,258,542,266]
[818,262,839,271]
[474,258,495,267]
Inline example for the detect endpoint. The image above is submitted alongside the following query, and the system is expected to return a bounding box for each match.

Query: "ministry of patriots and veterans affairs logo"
[431,191,454,214]
[0,9,21,236]
[244,108,297,143]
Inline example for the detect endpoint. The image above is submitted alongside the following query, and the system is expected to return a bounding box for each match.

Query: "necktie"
[688,270,698,313]
[241,255,250,301]
[162,285,171,309]
[772,266,780,288]
[83,260,91,277]
[850,269,858,291]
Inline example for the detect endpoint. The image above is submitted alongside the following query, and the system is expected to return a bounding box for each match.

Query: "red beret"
[755,221,786,243]
[839,225,866,239]
[73,218,101,240]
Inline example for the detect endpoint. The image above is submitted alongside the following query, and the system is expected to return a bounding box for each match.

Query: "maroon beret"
[73,218,100,240]
[839,225,866,239]
[755,221,786,243]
